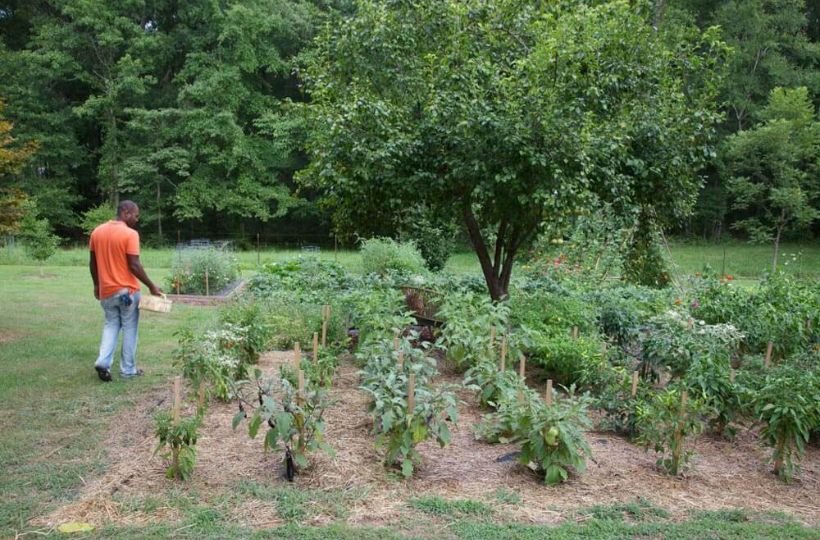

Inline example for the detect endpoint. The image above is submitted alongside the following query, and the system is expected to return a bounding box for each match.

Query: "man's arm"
[127,254,162,296]
[89,251,100,299]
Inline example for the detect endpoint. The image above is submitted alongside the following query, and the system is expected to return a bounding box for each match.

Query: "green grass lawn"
[1,240,816,279]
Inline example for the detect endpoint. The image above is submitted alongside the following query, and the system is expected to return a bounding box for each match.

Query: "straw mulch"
[35,350,820,530]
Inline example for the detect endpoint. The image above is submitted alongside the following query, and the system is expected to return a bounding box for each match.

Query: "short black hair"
[117,200,138,216]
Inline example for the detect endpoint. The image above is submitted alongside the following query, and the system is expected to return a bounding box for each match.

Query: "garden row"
[153,240,819,485]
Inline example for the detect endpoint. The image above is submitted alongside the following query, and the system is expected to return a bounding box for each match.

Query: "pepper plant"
[154,411,202,480]
[752,364,820,483]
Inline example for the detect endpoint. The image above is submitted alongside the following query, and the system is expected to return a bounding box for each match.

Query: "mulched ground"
[35,350,820,530]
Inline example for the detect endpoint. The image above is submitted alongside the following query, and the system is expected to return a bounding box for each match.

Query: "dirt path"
[35,351,820,529]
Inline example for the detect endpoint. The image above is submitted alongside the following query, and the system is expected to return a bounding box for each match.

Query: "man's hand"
[149,285,163,296]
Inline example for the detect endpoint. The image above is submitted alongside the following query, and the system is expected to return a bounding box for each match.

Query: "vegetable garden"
[34,244,820,532]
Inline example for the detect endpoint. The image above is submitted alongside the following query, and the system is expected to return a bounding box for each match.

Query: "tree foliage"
[722,87,819,271]
[300,0,728,299]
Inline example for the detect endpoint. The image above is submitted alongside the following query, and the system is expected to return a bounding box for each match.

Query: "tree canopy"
[300,0,728,299]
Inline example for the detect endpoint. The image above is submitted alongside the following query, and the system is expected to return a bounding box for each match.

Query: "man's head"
[117,200,140,228]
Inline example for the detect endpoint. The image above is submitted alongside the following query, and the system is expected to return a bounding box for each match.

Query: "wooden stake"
[407,373,416,415]
[764,341,773,367]
[571,326,579,339]
[519,355,526,380]
[545,379,553,406]
[198,380,206,410]
[172,376,182,424]
[297,369,305,404]
[489,326,496,348]
[205,269,209,296]
[321,309,328,348]
[631,371,639,398]
[294,342,301,369]
[687,318,693,330]
[393,335,400,352]
[730,368,736,383]
[313,332,319,362]
[175,279,180,295]
[398,350,404,370]
[500,336,507,371]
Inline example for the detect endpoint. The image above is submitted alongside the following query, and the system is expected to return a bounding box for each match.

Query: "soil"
[35,350,820,530]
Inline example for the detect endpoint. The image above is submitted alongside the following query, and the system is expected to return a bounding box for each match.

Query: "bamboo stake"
[571,326,579,339]
[393,335,400,352]
[489,326,496,349]
[313,332,319,363]
[519,354,526,380]
[764,341,773,367]
[293,342,301,369]
[398,350,404,370]
[500,336,507,371]
[631,371,639,398]
[407,373,416,415]
[545,379,553,406]
[297,369,305,404]
[205,269,209,297]
[730,368,736,383]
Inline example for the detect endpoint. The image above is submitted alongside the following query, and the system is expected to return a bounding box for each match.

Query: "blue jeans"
[95,289,141,376]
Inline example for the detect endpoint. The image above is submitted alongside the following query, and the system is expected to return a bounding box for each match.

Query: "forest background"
[0,0,818,254]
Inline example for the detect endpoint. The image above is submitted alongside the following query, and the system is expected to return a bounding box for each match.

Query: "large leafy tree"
[300,0,727,299]
[723,87,819,271]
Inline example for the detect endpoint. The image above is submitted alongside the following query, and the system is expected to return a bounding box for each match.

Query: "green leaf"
[232,410,246,431]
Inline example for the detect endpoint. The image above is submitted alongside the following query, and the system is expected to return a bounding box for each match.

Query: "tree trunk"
[772,210,786,273]
[463,205,505,301]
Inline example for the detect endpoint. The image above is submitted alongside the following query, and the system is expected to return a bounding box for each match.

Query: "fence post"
[545,379,553,406]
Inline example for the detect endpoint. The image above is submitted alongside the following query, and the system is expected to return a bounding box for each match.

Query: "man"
[89,200,162,382]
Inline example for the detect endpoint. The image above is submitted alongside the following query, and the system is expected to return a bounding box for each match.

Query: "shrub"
[360,237,426,277]
[80,203,114,235]
[154,411,202,480]
[398,206,457,271]
[166,248,239,295]
[529,334,608,389]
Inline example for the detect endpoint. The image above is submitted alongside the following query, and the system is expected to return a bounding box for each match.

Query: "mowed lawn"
[0,265,218,536]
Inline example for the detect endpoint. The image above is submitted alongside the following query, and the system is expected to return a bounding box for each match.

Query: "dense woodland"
[0,0,818,250]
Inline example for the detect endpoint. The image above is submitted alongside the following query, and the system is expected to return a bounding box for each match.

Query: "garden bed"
[35,350,820,531]
[163,279,247,306]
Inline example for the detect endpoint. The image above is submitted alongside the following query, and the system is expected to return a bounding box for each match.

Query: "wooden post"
[631,371,639,398]
[398,350,404,370]
[519,355,526,380]
[687,318,693,330]
[204,268,209,296]
[545,379,553,406]
[198,380,206,410]
[294,342,301,369]
[172,376,182,424]
[500,336,507,371]
[297,369,305,404]
[730,368,736,383]
[407,373,415,416]
[571,326,579,339]
[313,332,319,363]
[489,326,496,349]
[764,341,773,367]
[393,335,400,352]
[172,376,182,478]
[321,305,329,348]
[175,279,180,295]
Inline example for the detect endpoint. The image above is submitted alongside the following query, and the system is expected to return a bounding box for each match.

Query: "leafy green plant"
[219,298,272,367]
[173,326,245,401]
[234,370,333,477]
[166,248,239,295]
[529,334,608,389]
[80,203,113,235]
[752,364,820,483]
[360,237,427,277]
[685,355,741,438]
[362,373,459,478]
[437,290,510,369]
[154,411,202,480]
[635,387,706,476]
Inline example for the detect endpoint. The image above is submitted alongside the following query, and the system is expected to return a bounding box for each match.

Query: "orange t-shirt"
[89,220,141,299]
